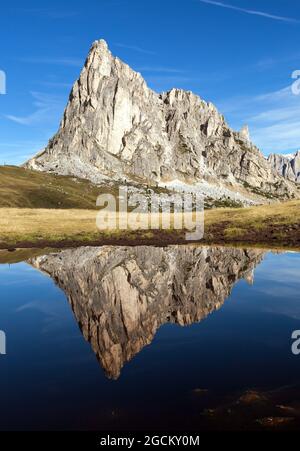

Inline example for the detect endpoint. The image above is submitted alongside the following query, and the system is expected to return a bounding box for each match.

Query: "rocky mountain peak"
[25,39,299,202]
[93,38,109,51]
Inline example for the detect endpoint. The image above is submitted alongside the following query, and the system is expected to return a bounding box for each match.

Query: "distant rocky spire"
[268,151,300,183]
[240,125,250,143]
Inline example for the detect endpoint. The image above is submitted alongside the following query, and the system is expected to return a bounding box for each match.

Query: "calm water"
[0,245,300,431]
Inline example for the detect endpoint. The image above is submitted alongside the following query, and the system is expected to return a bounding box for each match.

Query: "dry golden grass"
[0,200,299,247]
[0,208,100,244]
[0,209,191,244]
[0,166,104,209]
[206,200,300,231]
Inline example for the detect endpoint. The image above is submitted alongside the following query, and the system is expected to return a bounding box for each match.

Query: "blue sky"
[1,0,300,165]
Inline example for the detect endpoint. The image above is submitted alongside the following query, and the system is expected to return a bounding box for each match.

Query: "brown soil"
[1,223,300,251]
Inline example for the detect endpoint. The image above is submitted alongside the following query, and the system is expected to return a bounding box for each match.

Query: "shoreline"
[1,229,300,253]
[1,201,300,252]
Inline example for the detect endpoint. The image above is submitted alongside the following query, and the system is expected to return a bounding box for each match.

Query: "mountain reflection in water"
[31,245,264,379]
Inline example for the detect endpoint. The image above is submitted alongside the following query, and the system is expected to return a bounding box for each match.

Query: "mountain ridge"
[268,151,300,183]
[25,39,299,203]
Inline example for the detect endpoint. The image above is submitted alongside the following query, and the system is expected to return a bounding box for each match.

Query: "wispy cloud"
[136,66,185,74]
[198,0,300,24]
[218,85,300,154]
[146,75,201,85]
[0,140,46,165]
[18,57,83,67]
[15,8,79,19]
[38,81,73,89]
[5,91,65,126]
[114,43,156,55]
[144,75,206,94]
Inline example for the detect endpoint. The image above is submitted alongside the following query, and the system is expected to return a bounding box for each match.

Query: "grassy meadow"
[0,165,299,249]
[0,200,299,249]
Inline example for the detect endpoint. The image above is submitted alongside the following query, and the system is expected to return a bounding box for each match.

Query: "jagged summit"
[239,125,250,143]
[93,38,109,49]
[25,39,298,202]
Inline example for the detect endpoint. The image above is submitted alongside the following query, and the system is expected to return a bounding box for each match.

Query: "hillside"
[0,165,106,209]
[0,165,261,210]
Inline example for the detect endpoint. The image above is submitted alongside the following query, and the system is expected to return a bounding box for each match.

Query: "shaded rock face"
[268,151,300,183]
[25,40,297,200]
[31,245,264,379]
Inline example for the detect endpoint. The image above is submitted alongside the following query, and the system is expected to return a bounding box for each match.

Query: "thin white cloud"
[114,43,156,55]
[15,8,79,19]
[146,75,201,85]
[6,110,50,126]
[5,91,65,126]
[0,140,46,165]
[136,66,185,74]
[198,0,300,24]
[254,86,291,102]
[252,54,300,71]
[18,57,83,67]
[218,85,300,154]
[38,81,73,89]
[250,106,300,124]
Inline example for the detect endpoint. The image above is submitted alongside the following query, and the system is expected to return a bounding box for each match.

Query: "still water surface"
[0,245,299,430]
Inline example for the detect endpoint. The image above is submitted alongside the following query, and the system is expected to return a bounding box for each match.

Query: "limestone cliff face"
[25,39,297,201]
[26,40,294,201]
[268,151,300,183]
[31,245,264,379]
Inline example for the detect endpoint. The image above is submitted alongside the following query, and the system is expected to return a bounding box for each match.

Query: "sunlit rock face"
[268,151,300,183]
[25,39,297,201]
[31,246,264,379]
